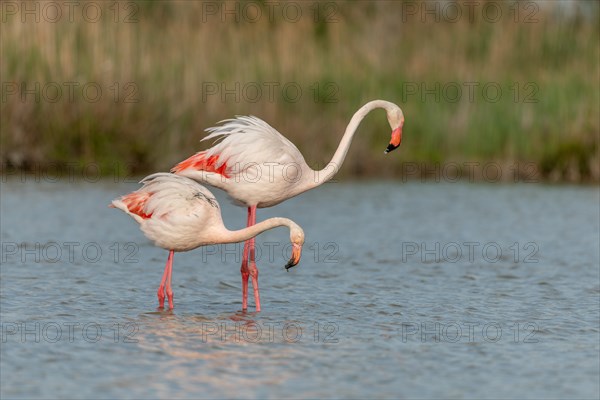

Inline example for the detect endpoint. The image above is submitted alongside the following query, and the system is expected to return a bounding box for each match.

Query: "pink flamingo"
[172,99,405,312]
[110,173,305,309]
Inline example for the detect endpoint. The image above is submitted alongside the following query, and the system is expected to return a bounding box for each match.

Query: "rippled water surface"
[1,179,599,399]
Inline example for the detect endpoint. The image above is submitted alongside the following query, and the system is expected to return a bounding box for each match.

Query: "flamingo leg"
[166,250,174,309]
[248,205,261,312]
[241,207,252,310]
[157,250,174,309]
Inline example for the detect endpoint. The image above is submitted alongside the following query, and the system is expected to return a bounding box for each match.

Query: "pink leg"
[157,250,174,309]
[248,205,261,312]
[241,207,252,310]
[166,250,174,309]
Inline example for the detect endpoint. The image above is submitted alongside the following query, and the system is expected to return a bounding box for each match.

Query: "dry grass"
[1,0,598,181]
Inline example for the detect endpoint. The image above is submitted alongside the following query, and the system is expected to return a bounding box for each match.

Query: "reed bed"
[1,1,598,181]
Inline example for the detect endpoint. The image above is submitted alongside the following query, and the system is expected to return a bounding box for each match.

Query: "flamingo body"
[173,116,312,208]
[111,173,304,309]
[112,174,225,251]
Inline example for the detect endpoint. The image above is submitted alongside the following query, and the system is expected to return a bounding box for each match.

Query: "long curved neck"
[219,217,293,244]
[311,100,398,186]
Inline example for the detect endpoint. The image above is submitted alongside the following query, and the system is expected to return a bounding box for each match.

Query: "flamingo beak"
[285,243,303,270]
[384,127,402,154]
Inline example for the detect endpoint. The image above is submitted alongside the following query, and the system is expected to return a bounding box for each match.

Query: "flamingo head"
[284,227,305,270]
[384,107,404,154]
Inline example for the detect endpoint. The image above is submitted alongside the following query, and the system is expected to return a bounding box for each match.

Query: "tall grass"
[1,1,598,181]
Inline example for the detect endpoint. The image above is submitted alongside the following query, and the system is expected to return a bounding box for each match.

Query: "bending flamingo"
[172,99,404,312]
[110,173,305,309]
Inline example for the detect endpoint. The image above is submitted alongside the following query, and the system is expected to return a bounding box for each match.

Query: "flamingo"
[110,173,305,310]
[172,99,404,312]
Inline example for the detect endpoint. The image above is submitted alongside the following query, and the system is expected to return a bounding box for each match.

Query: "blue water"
[1,179,599,399]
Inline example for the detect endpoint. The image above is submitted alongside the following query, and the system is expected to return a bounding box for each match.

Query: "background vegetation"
[1,0,599,182]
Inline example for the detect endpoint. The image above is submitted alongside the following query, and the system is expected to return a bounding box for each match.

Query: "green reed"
[1,1,598,182]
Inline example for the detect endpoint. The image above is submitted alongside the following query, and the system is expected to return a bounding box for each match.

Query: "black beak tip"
[284,259,297,270]
[384,143,399,154]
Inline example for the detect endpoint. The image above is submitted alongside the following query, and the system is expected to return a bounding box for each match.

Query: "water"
[1,179,599,399]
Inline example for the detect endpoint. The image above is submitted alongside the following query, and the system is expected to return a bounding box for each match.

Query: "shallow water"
[1,179,599,399]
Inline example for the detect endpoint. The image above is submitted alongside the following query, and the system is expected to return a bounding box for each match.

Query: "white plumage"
[175,116,310,207]
[111,173,305,310]
[111,173,224,251]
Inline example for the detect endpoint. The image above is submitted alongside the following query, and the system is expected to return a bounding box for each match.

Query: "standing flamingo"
[172,99,404,312]
[110,173,305,309]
